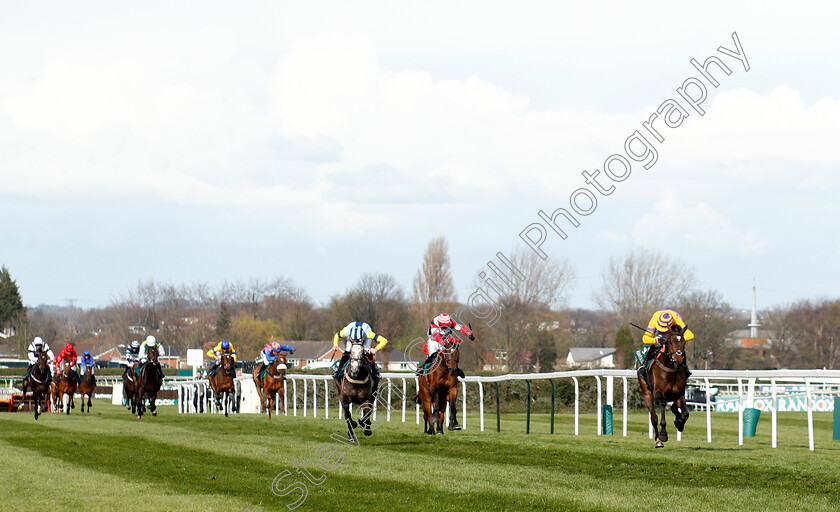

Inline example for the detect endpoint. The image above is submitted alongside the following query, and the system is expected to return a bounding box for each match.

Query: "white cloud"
[631,190,767,257]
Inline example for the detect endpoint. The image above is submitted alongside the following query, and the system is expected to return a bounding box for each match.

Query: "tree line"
[1,244,838,370]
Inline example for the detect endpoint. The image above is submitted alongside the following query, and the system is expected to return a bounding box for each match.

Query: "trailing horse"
[261,355,287,419]
[20,350,52,420]
[135,345,163,419]
[417,338,461,435]
[335,339,375,441]
[209,352,236,417]
[637,324,691,448]
[78,365,96,413]
[123,361,139,415]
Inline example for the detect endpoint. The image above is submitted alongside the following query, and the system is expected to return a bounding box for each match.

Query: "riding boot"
[158,366,165,381]
[684,361,692,379]
[208,362,218,377]
[24,364,32,380]
[455,367,465,379]
[333,353,349,381]
[255,362,266,379]
[415,354,435,376]
[74,371,81,385]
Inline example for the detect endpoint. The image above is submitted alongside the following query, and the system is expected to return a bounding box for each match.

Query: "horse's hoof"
[364,430,372,437]
[426,430,435,435]
[655,440,664,448]
[435,431,444,435]
[152,411,157,416]
[448,424,461,431]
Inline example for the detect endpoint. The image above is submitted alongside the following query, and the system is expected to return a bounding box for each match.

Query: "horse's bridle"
[657,333,686,371]
[442,340,459,375]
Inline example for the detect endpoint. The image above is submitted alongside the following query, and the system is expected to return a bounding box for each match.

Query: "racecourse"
[1,401,838,512]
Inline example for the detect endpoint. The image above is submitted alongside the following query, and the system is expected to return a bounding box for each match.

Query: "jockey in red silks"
[416,313,474,377]
[54,342,80,384]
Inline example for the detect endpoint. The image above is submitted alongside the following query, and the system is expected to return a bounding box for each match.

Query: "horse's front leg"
[642,387,661,447]
[150,393,157,416]
[435,389,447,435]
[447,385,460,430]
[658,399,668,444]
[673,396,689,432]
[360,402,373,437]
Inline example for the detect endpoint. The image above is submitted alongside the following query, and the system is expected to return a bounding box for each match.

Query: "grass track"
[1,401,839,512]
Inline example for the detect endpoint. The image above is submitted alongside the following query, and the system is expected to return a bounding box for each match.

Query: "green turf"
[1,401,838,512]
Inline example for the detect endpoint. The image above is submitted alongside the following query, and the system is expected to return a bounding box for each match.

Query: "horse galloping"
[20,350,52,420]
[209,352,236,417]
[637,324,691,448]
[52,361,77,415]
[417,338,461,435]
[261,355,287,419]
[335,340,375,441]
[123,361,139,414]
[135,345,163,419]
[78,365,96,413]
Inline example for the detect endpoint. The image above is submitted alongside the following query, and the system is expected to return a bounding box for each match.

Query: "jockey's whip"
[629,323,648,332]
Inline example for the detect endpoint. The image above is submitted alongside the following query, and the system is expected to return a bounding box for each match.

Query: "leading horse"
[417,338,461,435]
[135,345,163,419]
[20,350,52,420]
[209,352,236,417]
[335,339,375,441]
[637,324,691,448]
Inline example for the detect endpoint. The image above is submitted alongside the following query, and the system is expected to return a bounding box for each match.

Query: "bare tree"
[594,249,696,327]
[763,305,804,368]
[412,237,455,320]
[676,289,741,370]
[472,249,576,371]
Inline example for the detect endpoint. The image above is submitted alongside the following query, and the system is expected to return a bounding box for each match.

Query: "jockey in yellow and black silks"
[639,310,695,379]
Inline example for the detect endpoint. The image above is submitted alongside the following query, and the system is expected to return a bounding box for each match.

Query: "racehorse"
[209,352,236,417]
[335,339,375,441]
[78,365,96,413]
[417,337,461,435]
[123,361,139,414]
[637,324,691,448]
[135,345,163,419]
[52,361,77,415]
[20,350,52,420]
[261,355,287,420]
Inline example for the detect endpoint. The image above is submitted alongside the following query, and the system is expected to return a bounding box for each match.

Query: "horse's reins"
[654,337,685,373]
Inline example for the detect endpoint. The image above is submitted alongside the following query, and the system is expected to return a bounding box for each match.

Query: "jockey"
[417,313,474,377]
[79,351,96,374]
[639,310,695,380]
[79,350,97,386]
[24,336,55,381]
[207,340,237,376]
[54,342,80,384]
[255,341,294,379]
[122,340,141,380]
[138,335,165,380]
[332,321,388,393]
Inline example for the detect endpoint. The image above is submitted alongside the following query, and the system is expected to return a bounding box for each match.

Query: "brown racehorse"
[78,365,96,413]
[136,345,163,419]
[209,352,236,417]
[123,361,139,414]
[261,355,287,419]
[20,350,52,420]
[637,324,691,448]
[335,340,375,441]
[417,338,461,435]
[52,361,77,415]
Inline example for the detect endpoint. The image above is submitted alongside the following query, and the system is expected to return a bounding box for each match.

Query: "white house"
[566,347,616,369]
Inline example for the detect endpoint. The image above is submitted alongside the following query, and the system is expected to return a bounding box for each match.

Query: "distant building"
[0,342,20,358]
[566,348,616,368]
[95,343,181,368]
[284,341,334,369]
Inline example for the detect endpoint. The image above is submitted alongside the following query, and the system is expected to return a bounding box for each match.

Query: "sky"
[1,1,839,313]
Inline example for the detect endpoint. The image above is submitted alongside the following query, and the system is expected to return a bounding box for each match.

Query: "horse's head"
[442,338,460,376]
[37,350,48,368]
[664,324,689,365]
[348,340,364,378]
[221,352,234,370]
[148,345,160,364]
